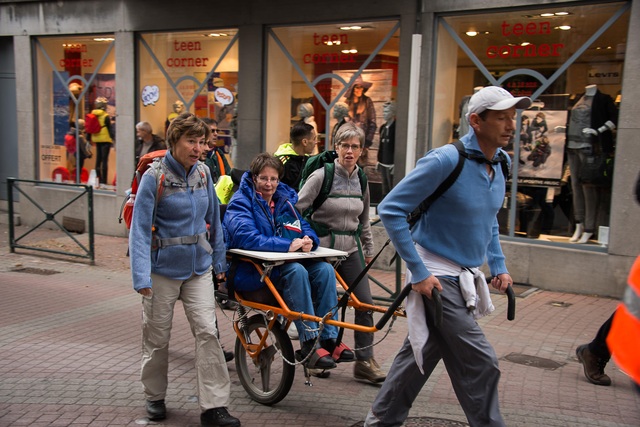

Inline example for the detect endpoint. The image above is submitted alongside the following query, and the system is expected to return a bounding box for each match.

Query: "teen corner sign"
[486,20,564,59]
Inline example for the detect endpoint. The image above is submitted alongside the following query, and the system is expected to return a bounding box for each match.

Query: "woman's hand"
[289,238,304,252]
[300,235,313,252]
[289,236,314,252]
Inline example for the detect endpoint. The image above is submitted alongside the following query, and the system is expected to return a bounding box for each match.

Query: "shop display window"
[137,30,238,163]
[434,2,629,245]
[35,35,116,189]
[266,20,399,203]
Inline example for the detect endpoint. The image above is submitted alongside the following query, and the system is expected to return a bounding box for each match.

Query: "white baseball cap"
[466,86,531,122]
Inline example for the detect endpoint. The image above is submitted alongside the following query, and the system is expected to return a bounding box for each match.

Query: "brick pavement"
[0,225,639,426]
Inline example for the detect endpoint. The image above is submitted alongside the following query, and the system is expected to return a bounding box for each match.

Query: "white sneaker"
[287,327,299,340]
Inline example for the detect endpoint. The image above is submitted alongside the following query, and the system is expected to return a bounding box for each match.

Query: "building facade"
[1,0,638,297]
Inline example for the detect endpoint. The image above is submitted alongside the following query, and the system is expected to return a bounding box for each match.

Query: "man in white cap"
[364,86,531,427]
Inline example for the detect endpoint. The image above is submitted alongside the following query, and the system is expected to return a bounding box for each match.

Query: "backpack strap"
[151,161,166,233]
[215,151,226,176]
[407,140,466,228]
[407,141,510,228]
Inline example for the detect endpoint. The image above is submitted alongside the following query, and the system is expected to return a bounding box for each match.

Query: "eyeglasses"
[256,176,279,183]
[338,143,361,151]
[210,128,219,133]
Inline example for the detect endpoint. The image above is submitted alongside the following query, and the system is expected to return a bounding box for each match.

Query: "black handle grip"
[431,288,443,328]
[375,284,413,330]
[506,285,516,321]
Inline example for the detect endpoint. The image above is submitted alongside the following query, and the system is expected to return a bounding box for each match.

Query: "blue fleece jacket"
[223,171,319,291]
[378,132,509,284]
[129,150,226,292]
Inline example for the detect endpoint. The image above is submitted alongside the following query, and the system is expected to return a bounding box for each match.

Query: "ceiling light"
[540,13,554,17]
[557,25,571,30]
[342,48,358,54]
[339,26,362,31]
[521,42,530,46]
[466,31,479,37]
[93,37,114,42]
[555,12,569,16]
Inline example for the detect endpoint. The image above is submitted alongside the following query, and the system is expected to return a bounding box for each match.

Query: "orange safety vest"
[607,255,640,385]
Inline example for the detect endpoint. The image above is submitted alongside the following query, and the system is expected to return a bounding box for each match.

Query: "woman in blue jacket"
[223,152,354,370]
[129,113,240,427]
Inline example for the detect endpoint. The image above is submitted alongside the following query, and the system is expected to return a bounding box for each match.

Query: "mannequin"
[296,102,318,153]
[330,102,350,148]
[565,84,618,244]
[345,75,376,164]
[377,101,396,197]
[165,100,185,132]
[90,97,114,185]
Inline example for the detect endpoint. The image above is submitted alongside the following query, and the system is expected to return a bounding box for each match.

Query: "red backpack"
[84,113,102,134]
[118,150,167,230]
[118,150,208,231]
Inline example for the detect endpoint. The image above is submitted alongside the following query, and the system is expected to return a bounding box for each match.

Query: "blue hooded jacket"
[223,171,319,291]
[129,150,226,292]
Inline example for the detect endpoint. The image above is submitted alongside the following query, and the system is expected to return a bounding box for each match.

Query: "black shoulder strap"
[308,162,334,216]
[357,167,368,195]
[407,140,466,228]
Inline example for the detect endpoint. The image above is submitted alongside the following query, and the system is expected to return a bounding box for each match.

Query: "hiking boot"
[576,344,611,386]
[145,399,166,421]
[354,358,387,384]
[200,407,241,426]
[223,348,234,363]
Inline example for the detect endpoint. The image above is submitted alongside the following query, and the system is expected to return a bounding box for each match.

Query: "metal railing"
[7,178,95,264]
[367,217,403,304]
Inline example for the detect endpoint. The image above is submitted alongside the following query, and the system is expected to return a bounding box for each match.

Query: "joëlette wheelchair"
[220,246,412,405]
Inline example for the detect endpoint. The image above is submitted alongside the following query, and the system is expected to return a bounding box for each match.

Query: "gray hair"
[135,121,152,133]
[334,122,364,147]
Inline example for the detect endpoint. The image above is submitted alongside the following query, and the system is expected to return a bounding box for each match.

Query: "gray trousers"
[337,252,375,360]
[365,276,505,427]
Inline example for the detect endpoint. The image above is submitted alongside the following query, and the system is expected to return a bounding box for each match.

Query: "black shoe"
[296,340,336,369]
[201,407,241,426]
[223,348,234,363]
[320,339,355,363]
[146,399,166,421]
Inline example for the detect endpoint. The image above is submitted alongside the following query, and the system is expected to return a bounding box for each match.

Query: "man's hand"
[491,273,513,293]
[582,127,598,136]
[139,288,152,297]
[411,275,442,299]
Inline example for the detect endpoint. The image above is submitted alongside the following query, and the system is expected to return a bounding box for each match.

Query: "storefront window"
[35,35,116,189]
[266,20,399,203]
[434,2,629,245]
[137,30,238,165]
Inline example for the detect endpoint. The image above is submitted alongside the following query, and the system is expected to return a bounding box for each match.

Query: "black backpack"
[406,140,510,227]
[298,150,367,237]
